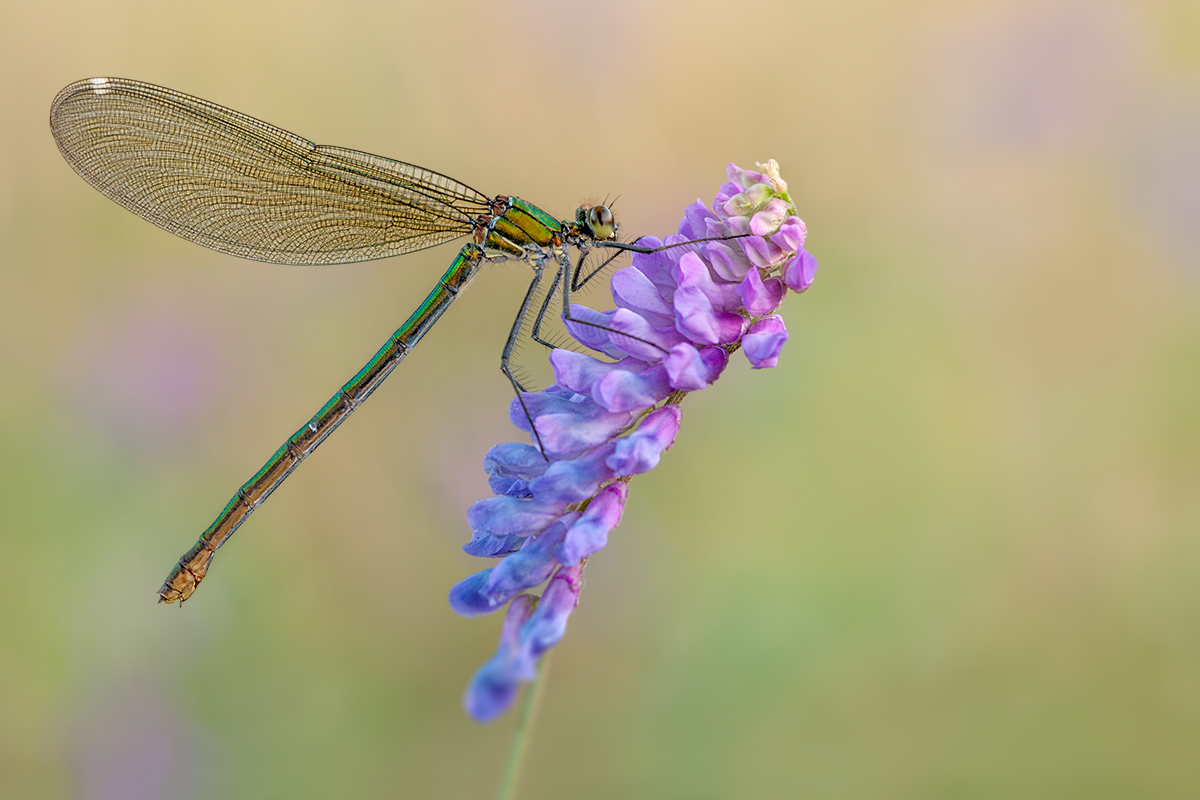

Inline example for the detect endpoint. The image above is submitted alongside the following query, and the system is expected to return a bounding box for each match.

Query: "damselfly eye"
[587,205,616,239]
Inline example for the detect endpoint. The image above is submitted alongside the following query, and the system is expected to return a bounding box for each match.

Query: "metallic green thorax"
[481,197,566,258]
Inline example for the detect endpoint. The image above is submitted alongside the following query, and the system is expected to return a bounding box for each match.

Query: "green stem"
[496,653,552,800]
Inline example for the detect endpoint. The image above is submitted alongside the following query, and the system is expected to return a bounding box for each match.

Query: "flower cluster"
[449,161,817,721]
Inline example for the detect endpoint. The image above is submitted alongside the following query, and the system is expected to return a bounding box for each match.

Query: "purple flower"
[452,160,818,721]
[664,343,728,390]
[463,594,537,721]
[606,406,681,475]
[783,247,819,293]
[610,267,675,326]
[517,564,583,662]
[450,513,580,616]
[743,315,789,369]
[466,495,564,538]
[592,363,673,413]
[462,565,586,721]
[705,240,753,281]
[556,483,628,566]
[737,266,787,317]
[482,442,548,499]
[529,442,618,504]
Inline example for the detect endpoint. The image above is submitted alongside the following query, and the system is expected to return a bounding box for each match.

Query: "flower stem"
[496,652,552,800]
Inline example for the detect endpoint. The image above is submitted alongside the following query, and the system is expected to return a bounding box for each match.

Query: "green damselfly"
[50,77,739,604]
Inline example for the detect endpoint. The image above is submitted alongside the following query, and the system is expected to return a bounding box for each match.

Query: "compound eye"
[587,205,616,239]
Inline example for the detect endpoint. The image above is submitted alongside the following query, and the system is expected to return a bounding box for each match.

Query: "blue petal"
[467,496,565,537]
[463,530,526,558]
[484,442,549,498]
[679,200,720,241]
[529,442,617,504]
[606,308,686,361]
[517,564,583,663]
[449,569,500,617]
[610,266,674,327]
[664,344,729,391]
[463,595,538,721]
[534,410,635,456]
[484,442,548,477]
[592,363,671,412]
[463,656,522,722]
[607,406,682,476]
[564,306,625,358]
[556,483,628,566]
[508,391,597,433]
[487,475,533,499]
[480,515,578,605]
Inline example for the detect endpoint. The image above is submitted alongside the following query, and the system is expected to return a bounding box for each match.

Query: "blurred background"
[2,0,1198,797]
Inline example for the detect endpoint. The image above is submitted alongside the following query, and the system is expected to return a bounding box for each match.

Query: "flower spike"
[453,161,818,720]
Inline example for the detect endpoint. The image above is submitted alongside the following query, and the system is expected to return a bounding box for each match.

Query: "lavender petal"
[629,237,678,297]
[705,241,753,282]
[783,248,819,293]
[463,530,527,558]
[611,266,675,327]
[564,306,625,358]
[508,391,597,433]
[450,569,499,617]
[534,409,636,456]
[673,251,743,312]
[606,405,682,476]
[556,483,628,566]
[740,235,788,269]
[679,200,720,240]
[726,162,768,189]
[484,442,550,498]
[517,564,584,664]
[529,442,618,504]
[549,351,651,397]
[606,307,687,361]
[750,197,790,237]
[673,284,746,346]
[592,363,672,412]
[480,514,579,605]
[770,216,808,252]
[463,595,538,721]
[743,315,789,369]
[737,268,787,316]
[467,495,566,538]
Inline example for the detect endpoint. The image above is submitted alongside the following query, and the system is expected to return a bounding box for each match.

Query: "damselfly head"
[579,204,617,240]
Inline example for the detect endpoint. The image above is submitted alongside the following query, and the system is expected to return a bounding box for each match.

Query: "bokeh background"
[2,0,1198,797]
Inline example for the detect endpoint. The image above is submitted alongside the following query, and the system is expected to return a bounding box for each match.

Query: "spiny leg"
[572,246,626,292]
[558,251,665,358]
[529,267,564,350]
[531,248,621,351]
[501,263,551,454]
[560,231,757,354]
[590,232,754,266]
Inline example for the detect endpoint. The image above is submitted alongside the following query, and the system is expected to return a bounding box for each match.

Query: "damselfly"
[50,77,740,604]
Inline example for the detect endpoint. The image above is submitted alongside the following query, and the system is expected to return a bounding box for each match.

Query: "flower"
[451,160,817,720]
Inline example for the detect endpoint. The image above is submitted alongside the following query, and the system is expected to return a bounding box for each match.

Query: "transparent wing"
[50,77,492,265]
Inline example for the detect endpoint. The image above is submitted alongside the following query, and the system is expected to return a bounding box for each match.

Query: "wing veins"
[50,77,491,265]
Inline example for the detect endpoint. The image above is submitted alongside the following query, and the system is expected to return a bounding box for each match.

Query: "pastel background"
[2,0,1198,797]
